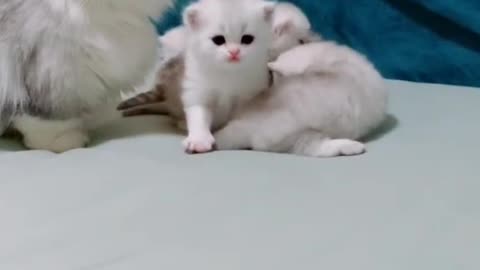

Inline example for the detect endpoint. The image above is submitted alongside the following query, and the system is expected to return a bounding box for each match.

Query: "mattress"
[1,80,479,270]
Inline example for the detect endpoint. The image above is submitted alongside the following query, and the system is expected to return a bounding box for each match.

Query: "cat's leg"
[13,115,89,153]
[291,130,366,157]
[214,121,252,150]
[215,113,298,153]
[121,102,170,117]
[182,105,215,153]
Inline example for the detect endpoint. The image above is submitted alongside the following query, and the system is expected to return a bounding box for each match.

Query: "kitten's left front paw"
[182,133,215,154]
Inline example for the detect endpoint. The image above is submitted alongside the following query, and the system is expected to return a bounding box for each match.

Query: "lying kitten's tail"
[1,47,29,134]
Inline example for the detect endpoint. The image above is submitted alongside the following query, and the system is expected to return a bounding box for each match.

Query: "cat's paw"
[182,133,215,154]
[23,129,89,153]
[314,139,366,157]
[49,130,90,153]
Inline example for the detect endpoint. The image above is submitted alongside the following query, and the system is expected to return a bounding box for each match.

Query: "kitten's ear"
[183,3,201,30]
[274,20,292,36]
[260,2,276,22]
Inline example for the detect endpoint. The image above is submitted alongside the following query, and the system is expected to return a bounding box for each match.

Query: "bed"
[1,79,479,270]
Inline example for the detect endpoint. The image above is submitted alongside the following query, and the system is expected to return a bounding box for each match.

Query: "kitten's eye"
[299,39,305,44]
[211,35,226,46]
[241,34,255,45]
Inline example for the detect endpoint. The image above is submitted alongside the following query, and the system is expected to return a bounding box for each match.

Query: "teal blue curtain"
[155,0,480,87]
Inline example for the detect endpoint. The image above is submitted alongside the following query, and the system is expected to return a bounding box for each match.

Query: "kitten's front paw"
[182,133,215,154]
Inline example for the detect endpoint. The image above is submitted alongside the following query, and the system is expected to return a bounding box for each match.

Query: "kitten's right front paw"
[182,133,215,154]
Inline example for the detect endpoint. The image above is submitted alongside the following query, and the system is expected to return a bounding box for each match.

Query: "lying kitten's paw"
[182,133,215,154]
[313,139,366,157]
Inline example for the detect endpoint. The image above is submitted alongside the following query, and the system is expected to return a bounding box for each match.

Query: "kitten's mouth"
[228,56,241,63]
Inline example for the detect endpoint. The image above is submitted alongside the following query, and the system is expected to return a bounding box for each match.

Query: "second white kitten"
[214,42,388,157]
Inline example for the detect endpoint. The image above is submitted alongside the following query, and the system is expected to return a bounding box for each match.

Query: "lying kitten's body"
[214,42,388,157]
[118,2,319,123]
[0,0,171,152]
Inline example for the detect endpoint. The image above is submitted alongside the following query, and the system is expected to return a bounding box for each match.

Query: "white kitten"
[0,0,171,152]
[214,42,388,157]
[180,0,275,153]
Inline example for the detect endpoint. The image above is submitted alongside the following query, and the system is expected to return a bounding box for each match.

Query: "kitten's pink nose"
[228,48,240,57]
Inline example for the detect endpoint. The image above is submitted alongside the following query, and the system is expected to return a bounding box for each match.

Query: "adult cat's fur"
[214,42,388,157]
[180,0,275,153]
[0,0,171,152]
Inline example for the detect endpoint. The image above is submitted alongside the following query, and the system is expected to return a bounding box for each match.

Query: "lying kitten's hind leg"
[214,121,253,151]
[291,130,366,157]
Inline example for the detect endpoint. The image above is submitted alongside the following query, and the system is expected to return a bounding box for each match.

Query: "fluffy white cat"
[0,0,171,152]
[214,42,388,157]
[180,0,275,153]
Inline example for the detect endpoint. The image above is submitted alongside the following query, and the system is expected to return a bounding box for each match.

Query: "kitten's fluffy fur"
[180,0,275,153]
[0,0,171,152]
[214,42,388,157]
[118,2,319,121]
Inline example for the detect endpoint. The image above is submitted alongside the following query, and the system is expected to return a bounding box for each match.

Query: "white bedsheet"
[1,80,479,270]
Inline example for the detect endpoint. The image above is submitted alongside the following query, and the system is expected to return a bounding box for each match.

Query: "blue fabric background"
[155,0,480,87]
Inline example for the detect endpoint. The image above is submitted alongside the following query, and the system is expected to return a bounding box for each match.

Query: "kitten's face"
[184,0,274,69]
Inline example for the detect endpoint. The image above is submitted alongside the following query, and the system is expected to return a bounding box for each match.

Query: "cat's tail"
[1,48,29,134]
